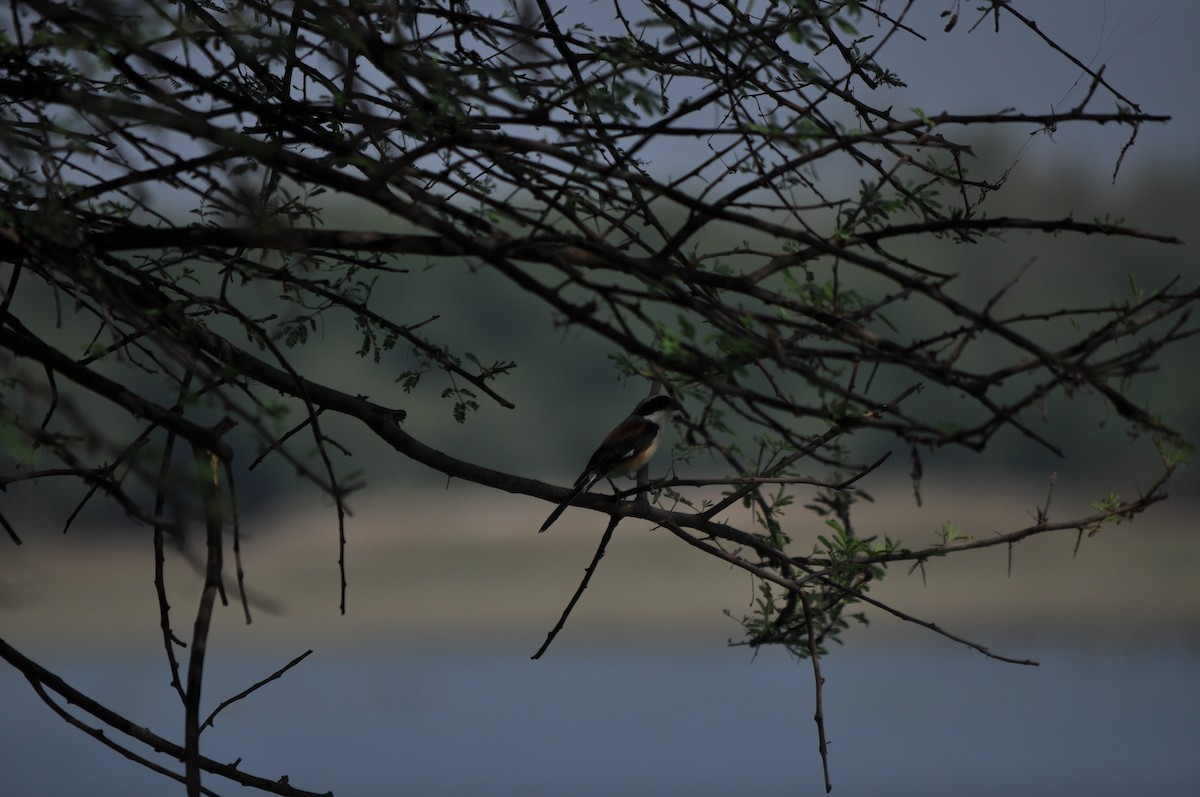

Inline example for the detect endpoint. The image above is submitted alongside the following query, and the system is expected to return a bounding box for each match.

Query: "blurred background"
[2,2,1199,795]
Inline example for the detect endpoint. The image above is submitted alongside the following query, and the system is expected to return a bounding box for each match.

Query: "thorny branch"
[0,637,331,797]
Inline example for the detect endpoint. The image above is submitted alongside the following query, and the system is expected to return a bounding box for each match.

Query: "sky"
[882,1,1197,161]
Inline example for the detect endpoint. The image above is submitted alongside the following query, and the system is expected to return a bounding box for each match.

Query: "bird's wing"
[579,415,659,481]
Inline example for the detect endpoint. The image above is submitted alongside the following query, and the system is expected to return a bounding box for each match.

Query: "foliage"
[0,1,1194,794]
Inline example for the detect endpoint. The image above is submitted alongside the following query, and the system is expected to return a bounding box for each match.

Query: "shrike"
[539,394,680,532]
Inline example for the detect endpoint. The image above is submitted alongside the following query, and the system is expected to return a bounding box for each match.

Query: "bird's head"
[634,394,680,419]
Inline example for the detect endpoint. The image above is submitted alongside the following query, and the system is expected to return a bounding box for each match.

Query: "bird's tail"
[538,474,598,533]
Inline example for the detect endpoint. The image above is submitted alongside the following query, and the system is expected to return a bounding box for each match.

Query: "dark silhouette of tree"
[0,1,1194,793]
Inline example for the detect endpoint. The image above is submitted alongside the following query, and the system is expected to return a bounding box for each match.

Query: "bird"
[539,394,680,533]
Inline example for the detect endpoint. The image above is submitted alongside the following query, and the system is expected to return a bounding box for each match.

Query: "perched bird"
[539,394,680,532]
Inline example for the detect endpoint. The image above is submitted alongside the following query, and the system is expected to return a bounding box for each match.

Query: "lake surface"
[2,640,1196,796]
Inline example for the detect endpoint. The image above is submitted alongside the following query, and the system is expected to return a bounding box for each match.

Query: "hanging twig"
[532,514,621,660]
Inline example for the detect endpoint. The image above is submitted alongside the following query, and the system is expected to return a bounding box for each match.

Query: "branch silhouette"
[0,1,1193,793]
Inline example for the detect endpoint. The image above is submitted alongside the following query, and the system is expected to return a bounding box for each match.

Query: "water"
[2,641,1197,796]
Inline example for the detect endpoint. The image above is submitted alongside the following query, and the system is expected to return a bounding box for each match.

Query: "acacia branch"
[0,637,331,797]
[531,515,621,660]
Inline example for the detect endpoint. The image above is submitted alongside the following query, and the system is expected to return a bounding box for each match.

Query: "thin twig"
[155,415,187,703]
[225,462,251,625]
[28,680,225,797]
[202,650,313,732]
[532,515,620,660]
[185,420,235,797]
[800,590,833,792]
[0,636,330,797]
[248,407,327,470]
[820,577,1039,666]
